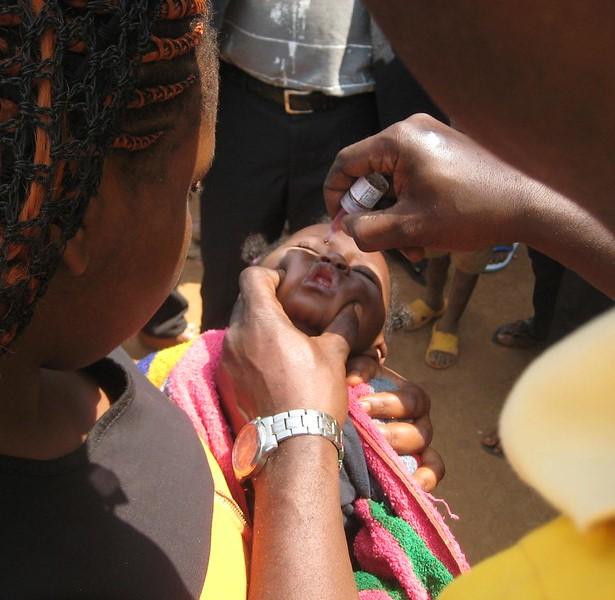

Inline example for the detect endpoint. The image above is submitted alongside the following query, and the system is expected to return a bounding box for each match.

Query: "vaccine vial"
[325,173,389,241]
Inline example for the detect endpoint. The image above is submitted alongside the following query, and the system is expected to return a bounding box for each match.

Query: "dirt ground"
[385,250,556,564]
[124,235,556,567]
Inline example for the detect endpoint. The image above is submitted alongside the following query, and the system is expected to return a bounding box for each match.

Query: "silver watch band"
[261,409,344,466]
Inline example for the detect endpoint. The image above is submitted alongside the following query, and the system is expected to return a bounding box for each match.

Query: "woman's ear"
[59,182,107,277]
[60,226,89,276]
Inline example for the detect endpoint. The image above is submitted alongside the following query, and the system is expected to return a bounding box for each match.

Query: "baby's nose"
[320,253,350,273]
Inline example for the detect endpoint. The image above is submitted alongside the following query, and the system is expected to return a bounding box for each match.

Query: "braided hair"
[0,1,213,353]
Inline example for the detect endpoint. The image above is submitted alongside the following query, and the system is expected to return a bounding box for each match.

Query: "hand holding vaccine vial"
[325,173,389,242]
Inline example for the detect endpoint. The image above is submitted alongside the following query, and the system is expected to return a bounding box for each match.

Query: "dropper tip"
[324,209,347,244]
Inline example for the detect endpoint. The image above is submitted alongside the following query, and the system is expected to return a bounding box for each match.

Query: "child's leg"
[426,249,489,369]
[437,269,480,334]
[427,269,479,368]
[405,253,450,331]
[424,254,450,311]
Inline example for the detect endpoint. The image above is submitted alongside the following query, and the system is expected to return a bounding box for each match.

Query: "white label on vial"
[340,176,385,214]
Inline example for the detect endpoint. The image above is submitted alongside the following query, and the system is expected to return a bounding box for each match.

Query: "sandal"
[483,243,519,273]
[425,322,459,369]
[139,322,198,351]
[406,298,446,331]
[493,318,542,348]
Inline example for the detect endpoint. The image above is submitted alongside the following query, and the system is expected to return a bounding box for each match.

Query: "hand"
[216,266,362,427]
[324,113,539,258]
[346,359,445,492]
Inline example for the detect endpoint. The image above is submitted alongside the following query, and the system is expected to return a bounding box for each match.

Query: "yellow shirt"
[199,443,250,599]
[441,516,615,599]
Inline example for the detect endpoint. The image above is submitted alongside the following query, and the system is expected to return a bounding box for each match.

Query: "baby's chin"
[284,305,328,337]
[278,296,332,334]
[283,303,374,356]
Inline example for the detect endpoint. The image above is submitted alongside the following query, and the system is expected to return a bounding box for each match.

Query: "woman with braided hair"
[0,1,376,599]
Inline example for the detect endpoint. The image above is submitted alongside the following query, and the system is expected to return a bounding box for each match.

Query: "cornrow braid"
[158,0,207,20]
[112,130,165,152]
[142,21,205,63]
[0,0,212,352]
[127,73,197,109]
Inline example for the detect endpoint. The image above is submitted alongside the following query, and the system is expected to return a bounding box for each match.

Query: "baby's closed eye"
[352,267,378,285]
[293,243,319,254]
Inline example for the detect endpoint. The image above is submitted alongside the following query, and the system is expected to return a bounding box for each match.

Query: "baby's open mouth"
[303,262,339,292]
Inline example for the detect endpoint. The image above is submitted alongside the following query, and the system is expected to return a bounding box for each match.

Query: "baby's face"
[261,224,390,354]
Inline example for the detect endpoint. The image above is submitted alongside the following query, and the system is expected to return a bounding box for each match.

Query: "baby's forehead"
[285,224,330,242]
[285,225,379,263]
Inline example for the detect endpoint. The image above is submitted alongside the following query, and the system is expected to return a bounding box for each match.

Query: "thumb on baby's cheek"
[321,303,361,360]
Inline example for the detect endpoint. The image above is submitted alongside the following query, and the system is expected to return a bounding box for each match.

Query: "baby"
[139,223,467,599]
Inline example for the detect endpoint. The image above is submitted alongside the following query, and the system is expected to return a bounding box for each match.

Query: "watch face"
[232,422,261,480]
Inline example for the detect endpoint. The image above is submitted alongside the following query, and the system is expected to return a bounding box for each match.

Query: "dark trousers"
[528,248,565,340]
[548,269,613,344]
[528,248,612,343]
[200,66,379,330]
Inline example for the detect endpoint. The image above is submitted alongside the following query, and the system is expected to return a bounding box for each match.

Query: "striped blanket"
[138,329,469,598]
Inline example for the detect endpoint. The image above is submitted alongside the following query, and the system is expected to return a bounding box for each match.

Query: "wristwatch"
[232,409,344,481]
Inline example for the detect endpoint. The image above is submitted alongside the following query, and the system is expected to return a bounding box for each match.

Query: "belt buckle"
[283,89,313,114]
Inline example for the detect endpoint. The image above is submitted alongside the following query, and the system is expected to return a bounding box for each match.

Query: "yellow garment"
[146,339,195,389]
[440,516,615,600]
[199,442,250,599]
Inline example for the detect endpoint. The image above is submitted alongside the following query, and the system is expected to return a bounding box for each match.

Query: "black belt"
[221,61,372,115]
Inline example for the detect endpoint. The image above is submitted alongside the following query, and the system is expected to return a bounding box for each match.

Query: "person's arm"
[249,436,355,600]
[216,267,359,600]
[324,115,615,298]
[363,2,615,224]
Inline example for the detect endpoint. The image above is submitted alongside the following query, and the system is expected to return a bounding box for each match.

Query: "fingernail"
[359,400,370,412]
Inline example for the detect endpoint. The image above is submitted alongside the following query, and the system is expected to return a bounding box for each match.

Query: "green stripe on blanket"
[368,500,453,597]
[354,571,406,600]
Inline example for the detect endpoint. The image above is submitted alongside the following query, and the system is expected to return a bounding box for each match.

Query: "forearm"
[363,2,615,222]
[249,436,358,600]
[514,182,615,298]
